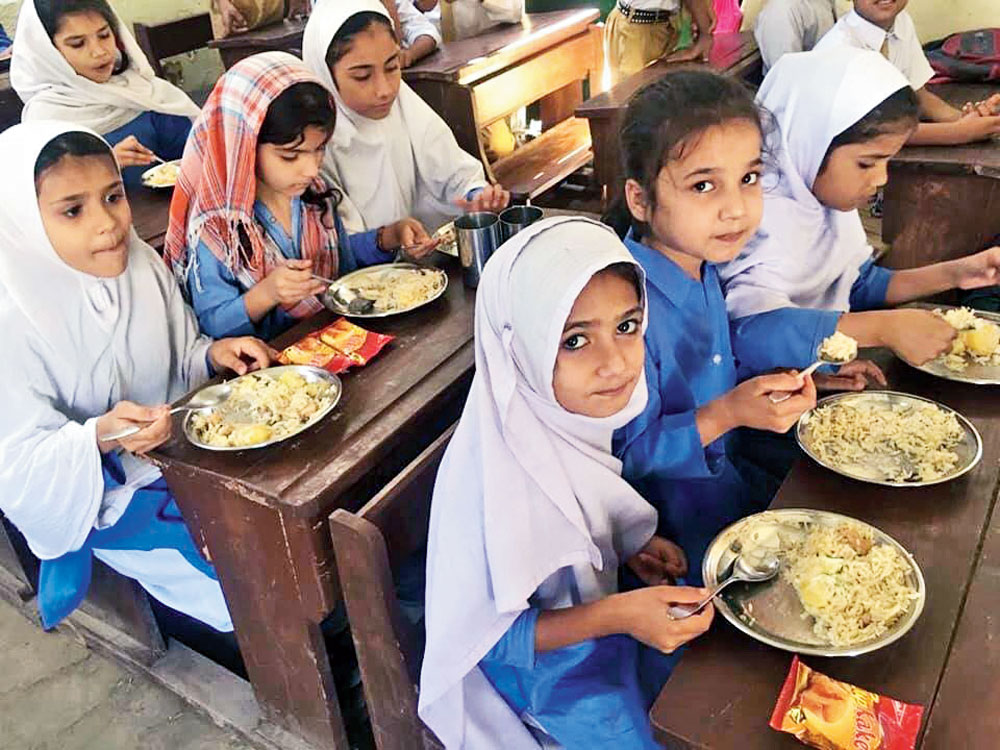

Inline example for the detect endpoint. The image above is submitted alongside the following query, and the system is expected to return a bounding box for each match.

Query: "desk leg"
[883,166,1000,268]
[587,119,619,208]
[162,470,349,750]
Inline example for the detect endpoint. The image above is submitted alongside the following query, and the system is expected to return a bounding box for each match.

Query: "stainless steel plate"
[703,509,926,657]
[320,263,448,318]
[140,159,180,189]
[796,390,982,487]
[903,303,1000,385]
[182,365,342,451]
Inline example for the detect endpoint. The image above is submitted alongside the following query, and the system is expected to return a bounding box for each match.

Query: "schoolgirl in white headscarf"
[719,47,1000,377]
[302,0,510,233]
[0,121,269,631]
[419,216,714,749]
[11,0,199,186]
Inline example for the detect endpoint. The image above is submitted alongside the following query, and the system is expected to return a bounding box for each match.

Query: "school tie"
[879,36,890,59]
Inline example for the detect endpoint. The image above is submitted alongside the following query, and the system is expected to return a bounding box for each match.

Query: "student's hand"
[455,184,511,214]
[946,246,1000,290]
[208,337,275,375]
[950,114,1000,143]
[662,34,713,64]
[627,536,687,586]
[812,359,887,393]
[381,217,439,259]
[113,136,157,167]
[881,309,956,365]
[262,259,327,306]
[399,47,414,68]
[962,94,1000,118]
[215,0,248,36]
[617,586,714,654]
[96,401,171,455]
[723,372,817,433]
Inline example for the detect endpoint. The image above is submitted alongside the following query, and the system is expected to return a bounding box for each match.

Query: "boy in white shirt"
[816,0,1000,145]
[754,0,844,73]
[395,0,441,67]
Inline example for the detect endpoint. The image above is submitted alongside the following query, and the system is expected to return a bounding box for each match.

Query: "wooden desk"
[207,18,305,70]
[649,355,1000,748]
[149,257,476,750]
[576,31,763,203]
[128,185,172,251]
[404,9,603,200]
[882,83,1000,269]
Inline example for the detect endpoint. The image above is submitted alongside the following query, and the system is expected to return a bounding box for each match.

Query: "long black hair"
[35,0,129,72]
[324,11,397,72]
[34,130,115,191]
[817,87,919,174]
[258,81,341,215]
[603,69,771,240]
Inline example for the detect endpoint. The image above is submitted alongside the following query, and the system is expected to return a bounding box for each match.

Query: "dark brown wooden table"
[403,9,602,200]
[650,355,1000,748]
[207,18,306,70]
[575,31,763,204]
[149,256,476,750]
[129,185,172,251]
[883,82,1000,269]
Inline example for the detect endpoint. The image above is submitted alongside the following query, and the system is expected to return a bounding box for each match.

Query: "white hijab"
[419,217,658,748]
[719,47,910,319]
[302,0,487,232]
[11,0,200,133]
[0,121,212,561]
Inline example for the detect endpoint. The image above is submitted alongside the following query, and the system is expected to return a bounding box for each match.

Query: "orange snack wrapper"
[770,657,923,750]
[279,318,393,374]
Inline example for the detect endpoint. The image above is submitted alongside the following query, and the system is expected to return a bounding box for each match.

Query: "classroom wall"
[0,0,223,93]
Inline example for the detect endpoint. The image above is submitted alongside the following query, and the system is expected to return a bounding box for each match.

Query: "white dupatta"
[419,217,658,747]
[11,0,199,133]
[302,0,487,232]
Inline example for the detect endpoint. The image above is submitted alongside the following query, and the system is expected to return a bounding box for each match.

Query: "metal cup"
[499,205,544,241]
[455,211,501,288]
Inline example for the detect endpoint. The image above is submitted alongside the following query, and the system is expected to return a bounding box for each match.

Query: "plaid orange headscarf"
[164,52,337,320]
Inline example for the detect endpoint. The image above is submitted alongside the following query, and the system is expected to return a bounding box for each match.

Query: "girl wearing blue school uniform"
[420,217,715,749]
[164,53,436,341]
[0,121,273,632]
[12,0,199,189]
[720,47,1000,378]
[605,71,818,583]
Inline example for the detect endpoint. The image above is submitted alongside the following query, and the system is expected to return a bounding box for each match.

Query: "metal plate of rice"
[703,509,926,657]
[795,391,981,487]
[902,303,1000,385]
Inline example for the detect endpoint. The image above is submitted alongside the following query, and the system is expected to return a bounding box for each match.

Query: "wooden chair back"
[329,425,456,750]
[133,13,214,79]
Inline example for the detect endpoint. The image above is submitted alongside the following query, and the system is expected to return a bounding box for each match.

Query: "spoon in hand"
[769,335,859,404]
[667,553,779,620]
[98,384,233,442]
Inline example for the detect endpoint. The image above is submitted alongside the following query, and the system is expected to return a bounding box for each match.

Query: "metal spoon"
[98,384,233,442]
[769,348,858,404]
[667,554,779,620]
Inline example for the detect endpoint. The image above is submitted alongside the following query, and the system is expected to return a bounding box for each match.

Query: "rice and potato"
[937,306,1000,372]
[739,517,918,647]
[189,370,334,448]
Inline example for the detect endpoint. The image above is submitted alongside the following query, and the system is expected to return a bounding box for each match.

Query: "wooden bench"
[207,17,306,70]
[575,31,763,204]
[134,13,215,80]
[328,425,456,750]
[404,10,603,201]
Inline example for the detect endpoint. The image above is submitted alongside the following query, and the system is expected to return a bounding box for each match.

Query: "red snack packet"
[278,318,393,374]
[317,318,394,366]
[770,657,923,750]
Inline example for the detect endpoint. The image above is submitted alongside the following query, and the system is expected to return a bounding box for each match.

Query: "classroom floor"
[0,597,252,750]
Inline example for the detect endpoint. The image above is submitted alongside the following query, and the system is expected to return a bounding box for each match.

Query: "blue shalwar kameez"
[187,197,390,339]
[613,233,766,584]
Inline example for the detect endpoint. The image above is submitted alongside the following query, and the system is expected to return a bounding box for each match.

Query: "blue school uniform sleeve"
[849,258,894,311]
[482,608,539,669]
[730,307,841,376]
[614,356,719,483]
[148,111,193,161]
[187,241,256,339]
